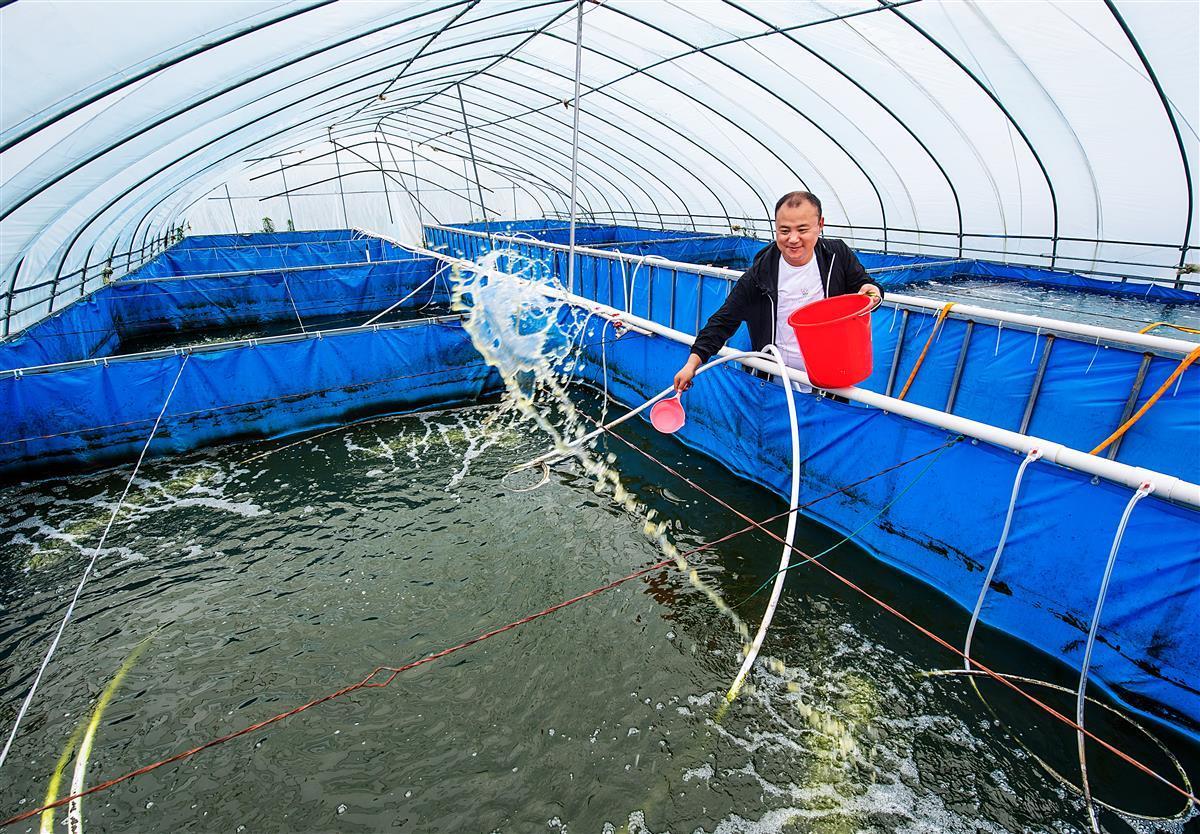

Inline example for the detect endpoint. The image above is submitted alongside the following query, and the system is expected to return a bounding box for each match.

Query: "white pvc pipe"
[618,306,1200,509]
[725,344,801,704]
[511,345,803,705]
[1075,482,1154,831]
[883,293,1195,355]
[380,236,1200,508]
[423,224,1198,356]
[565,0,584,295]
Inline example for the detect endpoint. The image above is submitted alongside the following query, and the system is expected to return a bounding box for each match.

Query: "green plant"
[262,216,276,234]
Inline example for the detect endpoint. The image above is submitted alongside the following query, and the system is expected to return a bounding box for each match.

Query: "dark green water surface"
[1,403,1196,833]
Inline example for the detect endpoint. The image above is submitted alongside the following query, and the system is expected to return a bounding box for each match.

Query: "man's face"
[775,201,823,267]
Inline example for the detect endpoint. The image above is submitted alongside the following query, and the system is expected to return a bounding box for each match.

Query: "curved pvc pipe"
[381,237,1200,507]
[1076,481,1154,831]
[963,447,1042,668]
[724,344,802,704]
[512,345,803,705]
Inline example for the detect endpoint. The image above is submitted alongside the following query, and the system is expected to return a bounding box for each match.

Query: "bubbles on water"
[448,251,750,644]
[3,460,262,576]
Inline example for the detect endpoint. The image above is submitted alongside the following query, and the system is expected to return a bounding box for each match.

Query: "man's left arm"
[841,241,882,303]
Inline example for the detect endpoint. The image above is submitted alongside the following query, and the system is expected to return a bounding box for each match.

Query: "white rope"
[963,447,1042,668]
[281,275,306,333]
[0,354,190,772]
[565,0,584,294]
[1076,480,1154,832]
[362,267,442,326]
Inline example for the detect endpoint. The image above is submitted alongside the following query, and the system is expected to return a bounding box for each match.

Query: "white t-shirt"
[774,254,824,370]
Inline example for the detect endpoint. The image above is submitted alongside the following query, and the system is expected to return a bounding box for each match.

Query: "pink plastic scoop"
[650,392,686,434]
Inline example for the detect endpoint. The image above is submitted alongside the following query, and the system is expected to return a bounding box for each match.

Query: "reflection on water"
[1,403,1196,833]
[898,277,1200,340]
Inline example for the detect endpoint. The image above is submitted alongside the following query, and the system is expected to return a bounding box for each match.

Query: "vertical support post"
[668,268,677,330]
[74,246,93,306]
[102,238,119,296]
[329,129,350,228]
[1106,353,1152,460]
[279,159,295,230]
[884,309,909,398]
[2,257,23,338]
[1018,334,1055,435]
[224,183,239,234]
[566,0,584,294]
[403,113,424,245]
[456,84,490,246]
[646,264,655,320]
[944,320,974,413]
[375,137,394,225]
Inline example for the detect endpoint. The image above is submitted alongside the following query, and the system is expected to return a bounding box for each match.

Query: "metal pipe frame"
[1018,334,1055,435]
[6,0,1197,338]
[426,223,1200,357]
[1107,353,1153,461]
[0,313,464,380]
[945,320,974,413]
[388,236,1200,508]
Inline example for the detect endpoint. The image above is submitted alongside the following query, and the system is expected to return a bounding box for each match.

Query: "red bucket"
[786,294,875,388]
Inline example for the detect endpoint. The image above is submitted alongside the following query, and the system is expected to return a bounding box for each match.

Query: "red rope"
[595,422,1197,807]
[4,439,1194,826]
[2,441,942,827]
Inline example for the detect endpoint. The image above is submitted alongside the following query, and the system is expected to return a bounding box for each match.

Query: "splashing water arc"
[448,251,752,646]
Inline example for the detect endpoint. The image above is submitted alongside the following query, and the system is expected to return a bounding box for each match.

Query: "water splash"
[449,251,749,646]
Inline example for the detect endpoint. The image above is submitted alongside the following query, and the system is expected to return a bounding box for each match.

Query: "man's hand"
[858,283,882,308]
[674,353,703,392]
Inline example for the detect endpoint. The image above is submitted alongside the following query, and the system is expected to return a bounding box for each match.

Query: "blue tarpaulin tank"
[4,227,1198,755]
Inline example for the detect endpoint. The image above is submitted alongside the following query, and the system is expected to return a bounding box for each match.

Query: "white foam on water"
[449,251,750,644]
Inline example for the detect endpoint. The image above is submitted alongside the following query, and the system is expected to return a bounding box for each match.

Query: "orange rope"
[897,303,955,400]
[1090,345,1200,455]
[1137,321,1200,336]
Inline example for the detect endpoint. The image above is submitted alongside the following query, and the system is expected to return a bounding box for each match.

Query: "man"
[673,191,882,391]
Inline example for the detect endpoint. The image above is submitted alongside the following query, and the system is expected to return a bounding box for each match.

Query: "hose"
[1076,481,1154,831]
[963,448,1042,669]
[509,347,804,705]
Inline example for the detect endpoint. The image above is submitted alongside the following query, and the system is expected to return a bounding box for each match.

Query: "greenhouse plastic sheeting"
[0,319,497,479]
[427,225,1200,483]
[442,222,1200,302]
[4,0,1197,340]
[571,324,1200,745]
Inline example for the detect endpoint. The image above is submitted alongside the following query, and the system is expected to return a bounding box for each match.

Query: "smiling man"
[672,191,882,391]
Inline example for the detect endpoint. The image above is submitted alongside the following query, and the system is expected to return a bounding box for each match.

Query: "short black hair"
[774,191,822,217]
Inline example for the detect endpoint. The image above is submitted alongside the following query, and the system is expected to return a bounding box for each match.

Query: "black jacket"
[690,237,880,363]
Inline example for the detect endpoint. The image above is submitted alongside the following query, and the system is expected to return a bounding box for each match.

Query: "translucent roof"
[2,0,1197,335]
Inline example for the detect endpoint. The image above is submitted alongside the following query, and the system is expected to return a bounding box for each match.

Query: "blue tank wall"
[3,227,1196,747]
[426,225,1199,484]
